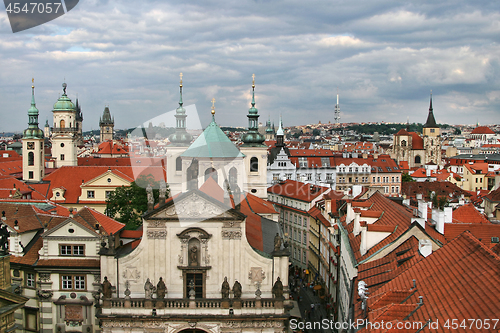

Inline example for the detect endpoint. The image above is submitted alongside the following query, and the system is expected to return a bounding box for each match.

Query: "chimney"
[14,220,19,230]
[433,209,445,234]
[418,296,423,305]
[416,193,423,200]
[346,202,353,223]
[412,279,416,289]
[69,208,74,218]
[360,226,367,256]
[353,212,361,236]
[418,200,427,223]
[444,207,452,223]
[418,239,432,257]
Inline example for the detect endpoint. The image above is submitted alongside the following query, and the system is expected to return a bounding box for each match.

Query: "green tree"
[401,172,415,182]
[429,192,449,210]
[105,174,167,230]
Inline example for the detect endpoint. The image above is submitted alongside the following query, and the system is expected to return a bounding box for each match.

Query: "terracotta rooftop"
[471,126,495,135]
[355,232,500,332]
[268,179,330,202]
[452,203,490,224]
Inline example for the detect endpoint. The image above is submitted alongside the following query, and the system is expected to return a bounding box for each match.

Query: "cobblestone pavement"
[291,285,334,333]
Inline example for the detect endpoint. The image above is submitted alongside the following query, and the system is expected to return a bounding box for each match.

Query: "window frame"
[87,190,95,198]
[59,244,85,257]
[60,274,86,291]
[25,272,35,288]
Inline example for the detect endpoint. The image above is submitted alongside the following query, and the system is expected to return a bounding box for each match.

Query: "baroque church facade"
[392,94,442,168]
[98,75,290,333]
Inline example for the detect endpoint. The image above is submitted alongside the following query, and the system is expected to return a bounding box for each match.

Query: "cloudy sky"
[1,0,499,132]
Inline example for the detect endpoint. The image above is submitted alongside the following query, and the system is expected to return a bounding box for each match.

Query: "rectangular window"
[303,251,307,264]
[303,232,307,244]
[285,173,292,180]
[87,190,95,198]
[61,275,86,291]
[299,157,307,168]
[316,174,321,181]
[61,275,73,290]
[303,217,307,227]
[25,308,38,332]
[29,171,34,179]
[74,276,85,290]
[185,272,203,298]
[60,245,85,256]
[326,173,332,180]
[306,173,312,181]
[105,190,113,199]
[60,154,65,161]
[60,245,72,256]
[26,273,35,288]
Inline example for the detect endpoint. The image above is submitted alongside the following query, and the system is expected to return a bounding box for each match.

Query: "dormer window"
[60,245,85,256]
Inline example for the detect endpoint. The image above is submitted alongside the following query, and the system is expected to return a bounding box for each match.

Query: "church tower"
[239,74,268,199]
[50,82,78,167]
[167,73,193,196]
[422,92,441,165]
[75,98,84,144]
[22,79,45,182]
[264,116,274,140]
[99,106,114,142]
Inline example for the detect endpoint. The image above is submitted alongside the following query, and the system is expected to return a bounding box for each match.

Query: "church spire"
[23,78,43,139]
[241,74,265,147]
[168,73,192,146]
[423,90,437,128]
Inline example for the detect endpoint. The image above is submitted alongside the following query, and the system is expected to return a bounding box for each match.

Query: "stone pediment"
[147,191,244,221]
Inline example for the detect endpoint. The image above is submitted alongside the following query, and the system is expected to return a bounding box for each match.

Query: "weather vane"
[211,98,216,115]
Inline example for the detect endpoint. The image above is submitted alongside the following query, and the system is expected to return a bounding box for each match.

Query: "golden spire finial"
[32,77,34,89]
[252,73,255,88]
[211,98,216,115]
[179,72,183,87]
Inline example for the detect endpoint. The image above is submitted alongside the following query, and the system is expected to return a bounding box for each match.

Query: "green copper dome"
[53,83,75,111]
[23,83,44,139]
[241,75,265,147]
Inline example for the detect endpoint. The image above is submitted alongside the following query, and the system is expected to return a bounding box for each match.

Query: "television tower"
[334,88,341,125]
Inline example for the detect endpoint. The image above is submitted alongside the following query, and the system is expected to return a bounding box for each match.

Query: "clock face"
[27,142,35,150]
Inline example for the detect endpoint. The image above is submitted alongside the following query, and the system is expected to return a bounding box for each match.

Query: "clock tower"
[22,79,45,182]
[99,106,114,142]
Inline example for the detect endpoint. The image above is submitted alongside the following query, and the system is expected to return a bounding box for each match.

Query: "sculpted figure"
[232,280,242,299]
[156,277,167,299]
[102,276,112,299]
[221,277,230,299]
[272,277,284,299]
[144,278,155,299]
[0,224,10,252]
[189,246,198,266]
[274,233,282,252]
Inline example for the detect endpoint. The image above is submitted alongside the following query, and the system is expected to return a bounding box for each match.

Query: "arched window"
[401,140,407,147]
[250,157,258,172]
[176,157,182,171]
[204,168,218,183]
[60,119,65,128]
[28,152,34,166]
[415,155,421,164]
[229,167,237,186]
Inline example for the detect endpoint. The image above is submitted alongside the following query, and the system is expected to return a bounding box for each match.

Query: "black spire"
[423,91,437,128]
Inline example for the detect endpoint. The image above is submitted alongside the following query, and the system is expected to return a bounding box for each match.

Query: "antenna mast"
[334,87,341,125]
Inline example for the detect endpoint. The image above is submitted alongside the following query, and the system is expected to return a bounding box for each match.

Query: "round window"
[68,228,74,233]
[56,192,60,197]
[251,189,257,193]
[60,143,65,147]
[107,178,112,183]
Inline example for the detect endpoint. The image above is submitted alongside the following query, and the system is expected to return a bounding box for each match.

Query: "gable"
[82,170,132,187]
[146,191,245,222]
[42,218,97,238]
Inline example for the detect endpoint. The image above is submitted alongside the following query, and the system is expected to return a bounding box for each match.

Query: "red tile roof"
[268,179,330,202]
[355,232,500,331]
[452,203,490,224]
[36,258,100,268]
[471,126,495,134]
[82,207,125,235]
[444,223,500,248]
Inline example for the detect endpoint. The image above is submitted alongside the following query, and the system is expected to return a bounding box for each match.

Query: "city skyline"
[1,0,499,132]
